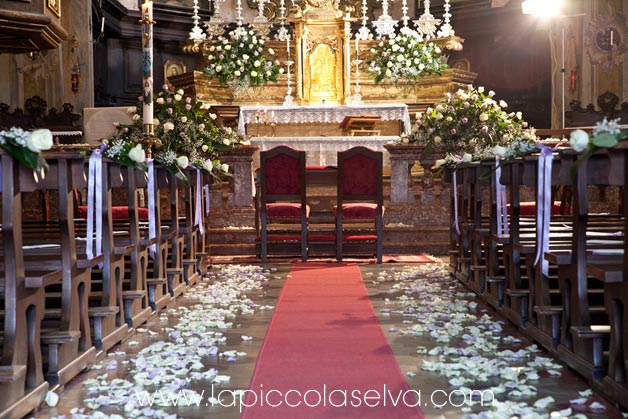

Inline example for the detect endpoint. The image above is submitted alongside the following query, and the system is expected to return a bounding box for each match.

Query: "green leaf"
[591,132,618,148]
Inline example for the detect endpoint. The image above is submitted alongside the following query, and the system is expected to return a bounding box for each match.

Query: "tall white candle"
[287,36,290,55]
[142,0,154,124]
[355,37,358,53]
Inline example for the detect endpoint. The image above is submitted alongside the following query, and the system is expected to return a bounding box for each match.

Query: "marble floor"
[32,261,626,419]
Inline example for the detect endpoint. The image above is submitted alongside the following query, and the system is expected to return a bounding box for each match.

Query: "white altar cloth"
[238,104,411,136]
[250,136,398,167]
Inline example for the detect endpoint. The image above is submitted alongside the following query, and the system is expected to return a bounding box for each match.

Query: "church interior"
[1,0,628,418]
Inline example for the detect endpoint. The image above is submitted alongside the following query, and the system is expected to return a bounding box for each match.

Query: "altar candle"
[142,0,154,124]
[271,110,275,123]
[287,36,291,56]
[610,29,613,46]
[355,37,359,54]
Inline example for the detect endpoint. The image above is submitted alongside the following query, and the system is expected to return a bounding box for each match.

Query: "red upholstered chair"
[335,146,384,263]
[259,146,309,263]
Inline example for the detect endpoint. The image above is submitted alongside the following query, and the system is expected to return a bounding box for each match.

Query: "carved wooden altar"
[171,0,476,108]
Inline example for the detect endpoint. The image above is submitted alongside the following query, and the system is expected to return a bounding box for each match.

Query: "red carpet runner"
[242,263,424,418]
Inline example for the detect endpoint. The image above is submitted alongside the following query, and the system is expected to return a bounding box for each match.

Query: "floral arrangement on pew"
[103,85,247,179]
[368,26,448,85]
[203,25,284,91]
[0,127,53,172]
[401,85,538,169]
[569,117,628,158]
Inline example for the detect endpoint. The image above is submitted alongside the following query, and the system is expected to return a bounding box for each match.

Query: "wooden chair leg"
[336,216,342,262]
[261,213,268,264]
[301,215,307,262]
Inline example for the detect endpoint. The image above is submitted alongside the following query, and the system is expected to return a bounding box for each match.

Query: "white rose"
[279,68,285,74]
[488,90,496,97]
[415,112,422,119]
[176,155,189,168]
[223,138,231,146]
[493,145,507,158]
[26,129,53,152]
[251,71,258,77]
[209,113,218,120]
[462,153,473,163]
[234,70,241,76]
[478,86,485,93]
[401,136,409,144]
[385,69,392,77]
[126,106,136,114]
[153,118,160,126]
[433,136,442,144]
[515,111,523,120]
[215,65,222,72]
[174,94,182,101]
[479,113,489,122]
[220,163,230,173]
[132,114,140,122]
[254,60,261,67]
[163,122,175,133]
[225,45,232,50]
[177,89,184,95]
[156,98,165,105]
[180,116,188,123]
[201,103,211,110]
[435,113,444,120]
[201,144,209,152]
[128,144,146,163]
[268,48,275,55]
[202,160,213,172]
[445,116,453,122]
[499,100,508,108]
[569,129,590,152]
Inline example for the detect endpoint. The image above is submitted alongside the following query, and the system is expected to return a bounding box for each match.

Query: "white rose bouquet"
[0,127,53,171]
[368,26,448,85]
[203,25,284,88]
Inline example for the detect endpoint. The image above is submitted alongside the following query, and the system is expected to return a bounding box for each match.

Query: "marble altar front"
[249,135,398,167]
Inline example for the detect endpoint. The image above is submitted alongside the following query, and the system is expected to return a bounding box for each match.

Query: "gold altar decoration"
[173,0,474,108]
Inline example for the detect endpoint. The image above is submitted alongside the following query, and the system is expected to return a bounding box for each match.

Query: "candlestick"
[236,0,243,26]
[141,0,154,125]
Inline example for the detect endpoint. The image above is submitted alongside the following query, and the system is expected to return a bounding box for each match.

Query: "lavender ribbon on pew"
[86,149,103,260]
[534,144,556,277]
[147,159,157,258]
[495,156,509,236]
[204,184,210,216]
[195,168,204,236]
[453,169,461,235]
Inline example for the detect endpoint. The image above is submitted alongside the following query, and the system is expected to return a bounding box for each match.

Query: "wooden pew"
[0,152,54,418]
[545,148,623,382]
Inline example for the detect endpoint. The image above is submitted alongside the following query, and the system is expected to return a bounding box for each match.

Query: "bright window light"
[522,0,561,16]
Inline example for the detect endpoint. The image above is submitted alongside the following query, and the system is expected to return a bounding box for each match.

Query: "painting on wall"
[48,0,61,17]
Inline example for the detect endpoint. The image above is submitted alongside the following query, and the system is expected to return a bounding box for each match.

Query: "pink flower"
[185,97,192,103]
[481,126,489,133]
[451,129,457,135]
[185,104,192,111]
[461,117,468,124]
[167,108,173,114]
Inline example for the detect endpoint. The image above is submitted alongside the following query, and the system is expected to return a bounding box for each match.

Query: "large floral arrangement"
[0,127,53,171]
[368,27,448,85]
[204,25,284,88]
[104,85,247,177]
[406,85,533,160]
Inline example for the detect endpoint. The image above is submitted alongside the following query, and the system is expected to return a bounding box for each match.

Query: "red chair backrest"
[338,147,382,200]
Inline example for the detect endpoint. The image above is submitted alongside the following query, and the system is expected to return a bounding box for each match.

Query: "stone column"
[219,144,258,208]
[384,143,421,205]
